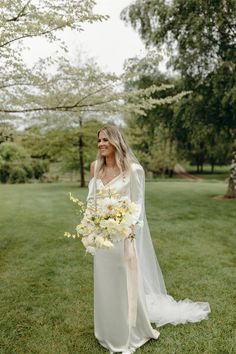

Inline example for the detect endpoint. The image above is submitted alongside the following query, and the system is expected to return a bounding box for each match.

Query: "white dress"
[87,163,211,353]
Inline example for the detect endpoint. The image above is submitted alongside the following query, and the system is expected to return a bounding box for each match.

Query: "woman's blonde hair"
[95,125,132,177]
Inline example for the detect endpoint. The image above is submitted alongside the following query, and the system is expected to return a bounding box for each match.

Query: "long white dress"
[87,162,211,353]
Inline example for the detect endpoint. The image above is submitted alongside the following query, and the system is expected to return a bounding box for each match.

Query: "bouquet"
[64,189,141,255]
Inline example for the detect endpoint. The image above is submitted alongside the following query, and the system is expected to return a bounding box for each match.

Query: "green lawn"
[0,181,235,354]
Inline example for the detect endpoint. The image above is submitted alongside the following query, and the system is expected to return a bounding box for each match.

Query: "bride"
[86,125,210,354]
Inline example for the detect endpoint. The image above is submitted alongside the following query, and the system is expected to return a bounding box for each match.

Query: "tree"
[0,1,105,66]
[59,120,101,181]
[122,0,235,79]
[226,132,236,198]
[124,121,151,171]
[122,0,236,196]
[20,120,101,184]
[123,65,186,176]
[149,124,178,177]
[0,0,106,122]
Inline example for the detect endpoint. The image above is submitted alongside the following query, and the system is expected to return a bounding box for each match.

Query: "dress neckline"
[97,173,122,187]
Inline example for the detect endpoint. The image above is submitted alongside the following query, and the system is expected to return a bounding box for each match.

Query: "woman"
[87,125,210,354]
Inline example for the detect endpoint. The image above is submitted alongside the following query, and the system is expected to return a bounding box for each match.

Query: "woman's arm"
[130,163,145,223]
[90,161,95,179]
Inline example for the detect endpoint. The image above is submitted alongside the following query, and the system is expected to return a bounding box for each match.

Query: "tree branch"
[0,24,65,48]
[0,82,45,90]
[6,1,31,22]
[70,85,112,107]
[0,97,118,113]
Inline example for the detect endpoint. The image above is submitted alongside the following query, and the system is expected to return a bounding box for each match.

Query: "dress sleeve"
[87,160,97,203]
[130,163,145,223]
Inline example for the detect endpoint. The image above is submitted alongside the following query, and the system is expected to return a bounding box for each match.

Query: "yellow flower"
[64,232,77,238]
[69,192,85,211]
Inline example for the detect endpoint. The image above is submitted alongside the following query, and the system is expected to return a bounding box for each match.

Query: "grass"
[0,181,235,354]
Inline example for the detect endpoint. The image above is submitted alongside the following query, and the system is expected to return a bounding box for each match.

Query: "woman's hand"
[129,224,135,240]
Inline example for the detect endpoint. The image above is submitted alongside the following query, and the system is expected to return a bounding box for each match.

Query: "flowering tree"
[0,0,105,57]
[0,0,106,119]
[0,1,190,186]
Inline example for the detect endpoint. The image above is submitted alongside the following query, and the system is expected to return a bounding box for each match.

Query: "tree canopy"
[0,0,106,122]
[122,0,236,79]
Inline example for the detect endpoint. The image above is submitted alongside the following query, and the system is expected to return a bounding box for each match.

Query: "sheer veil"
[128,148,168,296]
[127,147,210,327]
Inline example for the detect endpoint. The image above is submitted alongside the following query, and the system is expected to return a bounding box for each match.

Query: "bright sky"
[22,0,147,74]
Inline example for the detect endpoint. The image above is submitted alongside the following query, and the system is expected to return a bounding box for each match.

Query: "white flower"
[87,234,95,243]
[110,224,130,240]
[100,218,118,229]
[99,219,109,228]
[81,237,90,248]
[103,239,114,249]
[97,197,118,213]
[86,246,96,255]
[95,236,106,248]
[123,213,135,226]
[81,233,94,246]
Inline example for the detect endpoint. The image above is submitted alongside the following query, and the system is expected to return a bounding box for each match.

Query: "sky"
[22,0,148,74]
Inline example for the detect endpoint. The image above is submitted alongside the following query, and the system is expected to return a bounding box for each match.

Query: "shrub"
[32,159,49,179]
[0,160,9,183]
[0,142,29,161]
[22,162,34,179]
[0,142,49,183]
[8,165,28,183]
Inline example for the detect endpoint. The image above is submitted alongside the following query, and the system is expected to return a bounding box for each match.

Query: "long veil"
[128,149,211,327]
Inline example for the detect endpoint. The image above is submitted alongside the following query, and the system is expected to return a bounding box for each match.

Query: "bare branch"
[6,1,31,22]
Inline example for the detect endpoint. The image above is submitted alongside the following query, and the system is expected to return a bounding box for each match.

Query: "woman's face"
[98,131,116,158]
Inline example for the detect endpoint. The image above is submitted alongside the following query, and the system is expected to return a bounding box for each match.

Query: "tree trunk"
[168,168,174,178]
[211,162,215,174]
[225,136,236,198]
[79,134,85,188]
[78,116,85,188]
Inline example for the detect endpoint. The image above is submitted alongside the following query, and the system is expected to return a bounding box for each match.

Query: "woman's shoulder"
[130,162,144,174]
[90,160,97,178]
[90,160,97,168]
